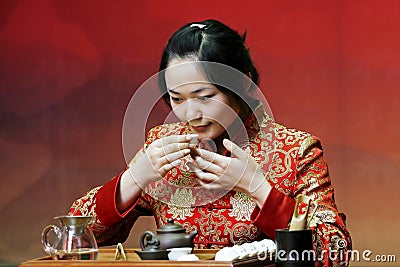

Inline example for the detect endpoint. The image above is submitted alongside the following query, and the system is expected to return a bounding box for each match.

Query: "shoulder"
[271,121,322,158]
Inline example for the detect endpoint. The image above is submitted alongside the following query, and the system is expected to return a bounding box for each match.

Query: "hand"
[188,139,271,205]
[129,134,196,187]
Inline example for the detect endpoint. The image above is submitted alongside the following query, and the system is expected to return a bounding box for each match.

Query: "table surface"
[18,248,275,267]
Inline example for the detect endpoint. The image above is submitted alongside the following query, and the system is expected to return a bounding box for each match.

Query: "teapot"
[41,216,98,260]
[140,218,197,250]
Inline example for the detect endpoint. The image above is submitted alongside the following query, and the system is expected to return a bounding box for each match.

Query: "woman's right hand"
[117,134,196,212]
[129,134,196,187]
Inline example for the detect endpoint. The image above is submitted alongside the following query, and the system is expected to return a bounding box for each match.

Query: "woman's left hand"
[188,139,271,203]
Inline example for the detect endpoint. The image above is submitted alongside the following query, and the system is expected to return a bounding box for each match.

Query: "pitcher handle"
[41,225,59,255]
[139,231,159,251]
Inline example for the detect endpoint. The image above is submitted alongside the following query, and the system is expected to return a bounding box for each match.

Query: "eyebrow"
[167,86,213,95]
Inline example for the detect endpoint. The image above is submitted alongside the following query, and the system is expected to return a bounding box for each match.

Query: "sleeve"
[251,135,352,267]
[68,169,153,246]
[293,136,351,267]
[68,127,164,246]
[250,187,296,239]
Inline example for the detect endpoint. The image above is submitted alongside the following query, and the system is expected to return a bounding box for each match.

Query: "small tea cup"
[167,247,192,260]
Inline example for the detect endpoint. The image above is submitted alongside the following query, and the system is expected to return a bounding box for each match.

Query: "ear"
[247,72,252,80]
[242,72,252,94]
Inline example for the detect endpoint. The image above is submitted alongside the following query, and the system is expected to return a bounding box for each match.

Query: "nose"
[185,99,202,122]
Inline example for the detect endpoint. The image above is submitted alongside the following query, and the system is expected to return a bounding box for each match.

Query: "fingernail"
[186,134,198,140]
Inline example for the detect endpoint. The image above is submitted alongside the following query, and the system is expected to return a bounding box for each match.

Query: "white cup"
[167,247,192,260]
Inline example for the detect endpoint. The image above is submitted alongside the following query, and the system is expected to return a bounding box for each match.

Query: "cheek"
[170,103,186,120]
[208,102,238,125]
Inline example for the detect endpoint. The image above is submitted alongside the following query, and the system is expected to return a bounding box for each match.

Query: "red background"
[1,0,399,265]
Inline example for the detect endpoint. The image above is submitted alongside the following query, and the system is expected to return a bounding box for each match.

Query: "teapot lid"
[157,218,186,233]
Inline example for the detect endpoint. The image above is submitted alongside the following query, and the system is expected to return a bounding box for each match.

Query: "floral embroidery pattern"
[315,209,337,224]
[229,192,256,222]
[167,188,196,220]
[68,186,105,234]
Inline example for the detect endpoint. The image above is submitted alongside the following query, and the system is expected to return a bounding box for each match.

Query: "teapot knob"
[167,218,174,224]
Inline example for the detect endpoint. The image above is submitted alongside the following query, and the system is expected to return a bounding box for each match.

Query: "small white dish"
[177,254,199,261]
[215,247,240,261]
[232,245,249,259]
[167,247,192,260]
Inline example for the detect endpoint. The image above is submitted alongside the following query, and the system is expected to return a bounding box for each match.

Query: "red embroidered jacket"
[69,110,351,267]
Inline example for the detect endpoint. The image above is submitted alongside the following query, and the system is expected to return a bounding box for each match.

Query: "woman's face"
[165,58,240,141]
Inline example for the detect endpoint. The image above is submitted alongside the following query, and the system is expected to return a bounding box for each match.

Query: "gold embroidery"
[167,188,196,220]
[229,222,258,245]
[229,192,256,222]
[315,209,336,224]
[298,136,318,157]
[69,186,105,233]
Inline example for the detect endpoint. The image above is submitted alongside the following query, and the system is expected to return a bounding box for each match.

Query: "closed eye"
[198,95,214,101]
[170,96,182,103]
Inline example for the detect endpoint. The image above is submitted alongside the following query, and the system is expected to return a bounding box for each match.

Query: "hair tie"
[190,23,207,30]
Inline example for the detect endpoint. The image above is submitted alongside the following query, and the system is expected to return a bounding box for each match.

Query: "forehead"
[165,58,210,89]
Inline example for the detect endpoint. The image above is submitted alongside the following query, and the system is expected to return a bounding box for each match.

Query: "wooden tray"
[19,248,275,267]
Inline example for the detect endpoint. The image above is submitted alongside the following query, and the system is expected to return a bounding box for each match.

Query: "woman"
[69,19,351,266]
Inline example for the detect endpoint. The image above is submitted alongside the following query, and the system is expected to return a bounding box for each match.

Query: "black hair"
[158,19,259,110]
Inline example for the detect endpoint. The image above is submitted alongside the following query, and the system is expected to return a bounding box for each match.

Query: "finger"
[195,176,221,191]
[160,159,182,174]
[186,162,202,173]
[161,142,192,155]
[197,172,219,184]
[164,149,191,163]
[161,134,198,145]
[195,148,225,164]
[152,134,197,147]
[194,156,225,175]
[223,139,247,160]
[188,164,217,184]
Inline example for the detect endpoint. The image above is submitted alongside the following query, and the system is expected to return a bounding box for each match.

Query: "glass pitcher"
[41,215,98,260]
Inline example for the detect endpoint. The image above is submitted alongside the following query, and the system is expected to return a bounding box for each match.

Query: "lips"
[191,123,211,132]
